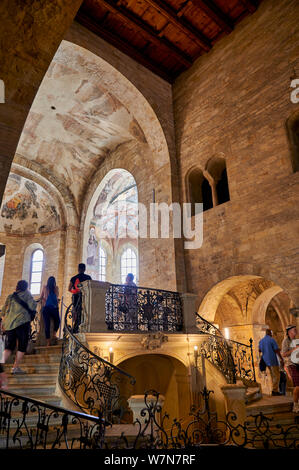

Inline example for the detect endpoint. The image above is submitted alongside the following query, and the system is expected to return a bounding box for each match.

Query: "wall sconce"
[109,347,114,363]
[194,345,198,366]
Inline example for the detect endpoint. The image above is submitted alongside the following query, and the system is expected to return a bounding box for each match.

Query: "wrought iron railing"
[0,389,106,449]
[102,388,299,450]
[58,303,136,421]
[1,386,298,450]
[196,313,256,384]
[105,284,183,332]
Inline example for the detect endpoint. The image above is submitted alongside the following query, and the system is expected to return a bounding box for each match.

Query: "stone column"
[80,280,111,333]
[181,293,198,333]
[221,382,247,427]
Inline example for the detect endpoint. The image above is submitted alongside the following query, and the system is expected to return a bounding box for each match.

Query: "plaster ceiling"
[15,40,147,207]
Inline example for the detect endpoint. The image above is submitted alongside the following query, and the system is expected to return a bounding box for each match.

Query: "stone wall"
[173,0,299,307]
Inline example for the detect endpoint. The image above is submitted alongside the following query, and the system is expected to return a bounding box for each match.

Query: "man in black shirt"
[68,263,91,333]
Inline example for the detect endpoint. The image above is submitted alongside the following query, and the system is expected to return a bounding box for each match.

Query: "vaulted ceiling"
[76,0,262,82]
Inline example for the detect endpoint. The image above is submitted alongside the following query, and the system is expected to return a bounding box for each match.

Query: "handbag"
[12,293,36,321]
[259,356,267,372]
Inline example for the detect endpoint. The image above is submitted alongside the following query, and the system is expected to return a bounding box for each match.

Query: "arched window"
[121,248,137,284]
[30,249,44,295]
[205,156,230,206]
[187,168,213,214]
[99,246,107,282]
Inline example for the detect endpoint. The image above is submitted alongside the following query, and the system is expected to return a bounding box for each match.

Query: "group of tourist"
[0,264,137,388]
[259,325,299,413]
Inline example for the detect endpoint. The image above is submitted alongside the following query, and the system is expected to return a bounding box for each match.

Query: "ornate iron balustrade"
[196,313,256,384]
[59,303,136,421]
[103,388,299,450]
[105,284,183,332]
[1,387,298,450]
[0,389,106,449]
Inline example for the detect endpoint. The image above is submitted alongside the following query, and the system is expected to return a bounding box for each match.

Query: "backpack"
[12,292,36,321]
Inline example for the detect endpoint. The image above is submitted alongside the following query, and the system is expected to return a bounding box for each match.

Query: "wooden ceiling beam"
[191,0,234,33]
[75,13,178,82]
[239,0,258,13]
[143,0,211,51]
[94,0,193,67]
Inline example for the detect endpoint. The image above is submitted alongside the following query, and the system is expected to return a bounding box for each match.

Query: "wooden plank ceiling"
[76,0,262,82]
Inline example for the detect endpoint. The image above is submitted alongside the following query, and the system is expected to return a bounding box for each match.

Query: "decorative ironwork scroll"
[59,303,135,421]
[196,313,256,383]
[105,284,183,332]
[104,387,299,450]
[0,389,106,450]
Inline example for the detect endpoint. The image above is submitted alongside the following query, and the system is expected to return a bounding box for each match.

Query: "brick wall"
[173,0,299,306]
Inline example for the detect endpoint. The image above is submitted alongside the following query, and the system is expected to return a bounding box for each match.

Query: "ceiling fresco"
[16,41,147,205]
[0,173,61,235]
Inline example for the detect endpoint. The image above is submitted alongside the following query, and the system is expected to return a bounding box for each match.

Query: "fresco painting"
[0,173,61,235]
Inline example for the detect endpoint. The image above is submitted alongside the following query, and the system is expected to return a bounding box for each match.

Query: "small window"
[187,168,213,214]
[99,247,107,282]
[121,248,137,284]
[30,249,44,295]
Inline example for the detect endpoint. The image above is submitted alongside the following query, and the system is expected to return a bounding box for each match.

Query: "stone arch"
[116,353,190,422]
[185,166,213,213]
[13,155,78,228]
[82,168,139,283]
[198,275,261,323]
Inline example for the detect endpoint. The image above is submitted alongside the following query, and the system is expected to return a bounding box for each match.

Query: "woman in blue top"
[40,277,60,346]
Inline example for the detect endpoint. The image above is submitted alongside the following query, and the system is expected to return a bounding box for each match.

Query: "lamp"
[109,347,114,363]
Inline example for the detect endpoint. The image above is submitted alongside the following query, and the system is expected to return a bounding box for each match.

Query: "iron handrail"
[195,312,256,383]
[63,303,136,382]
[0,389,106,424]
[58,301,136,419]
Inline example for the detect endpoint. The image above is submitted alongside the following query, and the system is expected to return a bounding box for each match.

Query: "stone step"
[6,373,57,385]
[2,362,60,374]
[246,411,298,427]
[246,395,293,416]
[6,383,57,397]
[33,345,62,355]
[245,387,262,404]
[0,394,63,413]
[22,354,61,364]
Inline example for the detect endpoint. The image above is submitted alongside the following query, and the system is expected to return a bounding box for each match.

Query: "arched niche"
[116,354,190,424]
[82,168,138,283]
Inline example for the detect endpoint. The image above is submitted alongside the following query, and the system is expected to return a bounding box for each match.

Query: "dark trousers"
[5,322,30,352]
[72,293,82,333]
[42,306,60,339]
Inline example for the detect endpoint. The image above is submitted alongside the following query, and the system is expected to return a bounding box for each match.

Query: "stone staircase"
[0,342,70,448]
[2,343,62,407]
[245,394,299,446]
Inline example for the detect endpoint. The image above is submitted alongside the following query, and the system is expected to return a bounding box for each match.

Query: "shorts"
[288,364,299,387]
[5,322,31,353]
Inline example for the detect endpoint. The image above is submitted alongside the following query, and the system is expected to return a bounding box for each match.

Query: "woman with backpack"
[40,276,60,346]
[0,280,36,374]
